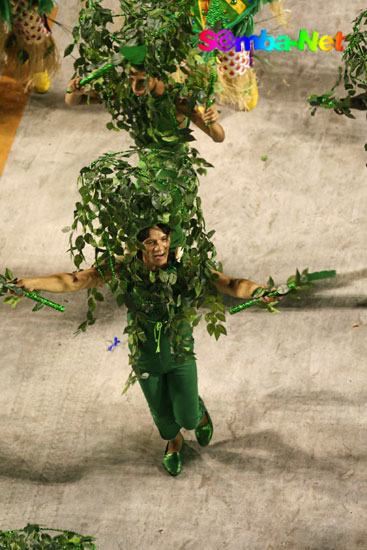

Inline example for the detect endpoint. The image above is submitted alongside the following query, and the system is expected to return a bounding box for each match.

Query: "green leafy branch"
[0,523,97,550]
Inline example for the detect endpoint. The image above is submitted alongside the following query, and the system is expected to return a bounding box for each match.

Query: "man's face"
[141,226,171,271]
[129,67,156,97]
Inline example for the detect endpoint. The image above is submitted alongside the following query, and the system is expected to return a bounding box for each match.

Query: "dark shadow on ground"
[0,426,361,485]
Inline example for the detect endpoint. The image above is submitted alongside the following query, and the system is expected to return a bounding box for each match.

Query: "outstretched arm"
[209,269,274,303]
[13,267,107,294]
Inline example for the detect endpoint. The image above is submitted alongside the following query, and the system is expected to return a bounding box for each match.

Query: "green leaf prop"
[0,270,65,312]
[229,269,336,314]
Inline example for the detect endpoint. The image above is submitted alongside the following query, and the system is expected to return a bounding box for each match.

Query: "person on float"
[65,66,225,143]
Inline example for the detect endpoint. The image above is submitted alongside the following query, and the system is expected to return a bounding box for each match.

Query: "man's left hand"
[202,103,219,125]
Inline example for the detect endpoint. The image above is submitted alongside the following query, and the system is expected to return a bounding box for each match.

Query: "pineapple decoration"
[0,0,60,92]
[189,0,291,111]
[217,43,252,78]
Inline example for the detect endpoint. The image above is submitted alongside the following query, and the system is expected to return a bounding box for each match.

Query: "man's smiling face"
[141,226,171,271]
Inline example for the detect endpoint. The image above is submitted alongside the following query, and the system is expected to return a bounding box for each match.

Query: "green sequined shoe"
[195,397,213,447]
[162,436,184,476]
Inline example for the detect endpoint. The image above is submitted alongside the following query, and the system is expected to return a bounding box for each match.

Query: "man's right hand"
[68,77,88,95]
[7,277,35,294]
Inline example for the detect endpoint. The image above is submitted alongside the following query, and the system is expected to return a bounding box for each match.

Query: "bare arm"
[176,98,225,142]
[209,269,261,299]
[13,267,108,294]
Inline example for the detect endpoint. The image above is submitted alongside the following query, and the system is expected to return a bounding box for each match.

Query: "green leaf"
[88,297,96,311]
[192,314,202,327]
[75,235,85,250]
[76,321,88,333]
[207,323,215,336]
[267,276,274,289]
[261,155,268,161]
[159,270,169,283]
[61,226,72,233]
[94,292,104,302]
[5,267,13,280]
[74,254,84,268]
[168,272,177,285]
[32,302,44,312]
[216,312,226,322]
[214,324,227,340]
[195,283,202,297]
[252,286,266,298]
[64,43,74,57]
[277,284,290,295]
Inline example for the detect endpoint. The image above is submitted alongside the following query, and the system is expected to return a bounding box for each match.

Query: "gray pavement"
[0,1,366,549]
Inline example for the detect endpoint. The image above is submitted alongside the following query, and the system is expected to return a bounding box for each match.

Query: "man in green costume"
[10,224,274,476]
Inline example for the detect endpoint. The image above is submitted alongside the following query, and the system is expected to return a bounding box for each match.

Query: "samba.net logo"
[199,29,345,53]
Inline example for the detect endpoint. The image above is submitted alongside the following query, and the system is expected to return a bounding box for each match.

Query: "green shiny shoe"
[162,436,184,476]
[195,397,213,447]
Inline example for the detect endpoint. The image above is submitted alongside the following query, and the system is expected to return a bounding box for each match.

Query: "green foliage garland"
[0,523,96,550]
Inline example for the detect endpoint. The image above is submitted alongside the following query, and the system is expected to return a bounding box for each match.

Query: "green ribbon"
[205,71,217,126]
[94,232,122,296]
[154,321,163,353]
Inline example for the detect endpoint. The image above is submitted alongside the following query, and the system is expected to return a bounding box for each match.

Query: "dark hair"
[137,223,171,243]
[130,64,146,72]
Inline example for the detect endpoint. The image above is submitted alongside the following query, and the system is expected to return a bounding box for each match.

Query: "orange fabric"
[0,6,58,178]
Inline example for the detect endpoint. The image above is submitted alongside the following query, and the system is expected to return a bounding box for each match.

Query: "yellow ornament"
[33,70,50,93]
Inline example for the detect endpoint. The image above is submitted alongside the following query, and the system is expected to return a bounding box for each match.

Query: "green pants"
[128,314,205,440]
[138,359,204,440]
